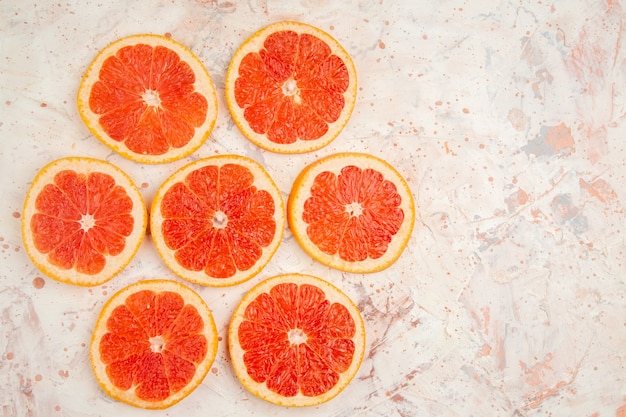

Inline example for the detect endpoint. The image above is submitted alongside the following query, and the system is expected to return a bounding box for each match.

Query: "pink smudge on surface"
[520,353,555,387]
[522,123,575,157]
[551,194,588,234]
[505,188,529,212]
[32,277,45,289]
[544,123,575,154]
[579,178,618,205]
[617,401,626,417]
[520,353,577,409]
[508,108,529,131]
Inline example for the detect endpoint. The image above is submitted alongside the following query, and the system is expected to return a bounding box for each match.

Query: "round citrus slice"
[225,21,357,154]
[77,34,218,164]
[150,155,285,287]
[288,152,415,273]
[229,273,365,406]
[21,157,147,286]
[90,279,218,409]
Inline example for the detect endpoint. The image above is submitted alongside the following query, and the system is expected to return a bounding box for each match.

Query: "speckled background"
[1,1,625,416]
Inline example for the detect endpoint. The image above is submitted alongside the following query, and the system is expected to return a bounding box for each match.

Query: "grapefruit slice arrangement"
[77,34,218,164]
[229,273,366,407]
[225,21,357,154]
[150,154,285,287]
[288,152,415,273]
[90,279,218,409]
[17,21,391,410]
[21,157,147,286]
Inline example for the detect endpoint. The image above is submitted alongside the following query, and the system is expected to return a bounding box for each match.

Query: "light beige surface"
[1,0,625,416]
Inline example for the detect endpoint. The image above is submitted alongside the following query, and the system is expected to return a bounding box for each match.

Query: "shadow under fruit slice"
[150,155,285,287]
[225,21,357,154]
[21,157,147,286]
[77,34,218,164]
[228,273,366,407]
[90,279,218,409]
[287,152,415,273]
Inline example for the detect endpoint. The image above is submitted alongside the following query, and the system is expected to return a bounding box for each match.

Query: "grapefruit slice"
[229,273,366,407]
[77,34,218,164]
[21,157,147,286]
[90,279,218,409]
[225,21,357,154]
[288,152,415,273]
[150,155,285,287]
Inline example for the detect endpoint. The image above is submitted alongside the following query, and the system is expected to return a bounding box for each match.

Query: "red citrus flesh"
[150,155,285,287]
[100,289,208,402]
[303,165,405,262]
[31,170,134,275]
[89,43,208,155]
[239,282,356,397]
[229,274,366,406]
[234,29,349,144]
[160,164,276,278]
[287,153,415,273]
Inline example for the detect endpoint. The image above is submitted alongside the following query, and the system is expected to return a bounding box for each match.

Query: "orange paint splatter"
[526,380,568,409]
[506,188,529,212]
[521,354,554,387]
[617,399,626,417]
[378,40,386,49]
[520,353,577,409]
[523,123,575,157]
[509,108,529,131]
[544,123,574,153]
[481,307,490,335]
[32,277,45,289]
[477,343,492,357]
[579,178,618,204]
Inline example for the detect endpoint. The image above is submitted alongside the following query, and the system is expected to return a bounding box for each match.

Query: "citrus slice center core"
[212,210,228,229]
[149,335,165,353]
[80,213,96,231]
[345,202,363,217]
[287,328,307,345]
[142,89,162,107]
[282,79,300,102]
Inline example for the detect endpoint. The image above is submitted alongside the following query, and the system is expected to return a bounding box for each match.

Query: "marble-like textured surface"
[1,0,625,416]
